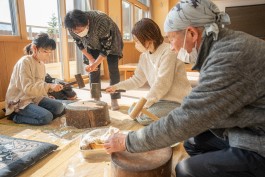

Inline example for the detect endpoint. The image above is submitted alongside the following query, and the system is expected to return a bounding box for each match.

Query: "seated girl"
[5,33,65,125]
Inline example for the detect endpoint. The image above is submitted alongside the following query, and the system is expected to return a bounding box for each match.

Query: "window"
[143,11,149,18]
[138,0,149,7]
[24,0,62,78]
[122,0,150,40]
[24,0,59,39]
[135,6,143,23]
[66,0,90,78]
[0,0,19,36]
[122,1,132,40]
[23,0,89,79]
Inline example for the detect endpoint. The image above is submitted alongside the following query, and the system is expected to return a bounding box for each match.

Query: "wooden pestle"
[129,97,159,121]
[129,97,147,119]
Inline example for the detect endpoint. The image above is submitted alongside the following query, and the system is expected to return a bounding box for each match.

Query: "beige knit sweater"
[114,43,192,108]
[5,55,50,115]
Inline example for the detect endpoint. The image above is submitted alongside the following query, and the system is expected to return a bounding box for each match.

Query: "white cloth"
[164,0,230,40]
[5,55,50,115]
[114,43,192,108]
[80,127,120,150]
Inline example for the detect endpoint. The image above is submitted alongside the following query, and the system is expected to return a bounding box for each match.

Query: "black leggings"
[84,49,121,99]
[176,130,265,177]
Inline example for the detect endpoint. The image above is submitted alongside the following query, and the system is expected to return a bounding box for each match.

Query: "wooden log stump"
[65,100,110,129]
[111,147,172,177]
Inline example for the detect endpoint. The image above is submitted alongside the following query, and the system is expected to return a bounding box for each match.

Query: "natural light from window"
[0,0,19,36]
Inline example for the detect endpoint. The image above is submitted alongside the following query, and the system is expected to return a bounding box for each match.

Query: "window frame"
[122,0,150,41]
[0,0,27,41]
[0,0,89,81]
[1,0,148,80]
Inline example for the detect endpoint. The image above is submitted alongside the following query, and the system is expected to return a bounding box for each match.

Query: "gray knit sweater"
[126,28,265,157]
[69,10,123,58]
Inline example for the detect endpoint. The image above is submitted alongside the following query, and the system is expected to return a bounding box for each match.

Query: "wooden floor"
[0,81,189,177]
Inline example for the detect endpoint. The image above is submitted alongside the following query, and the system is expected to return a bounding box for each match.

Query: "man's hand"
[85,63,99,73]
[104,133,127,154]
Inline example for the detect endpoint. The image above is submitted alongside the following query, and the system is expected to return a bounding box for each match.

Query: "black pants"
[84,49,121,99]
[176,130,265,177]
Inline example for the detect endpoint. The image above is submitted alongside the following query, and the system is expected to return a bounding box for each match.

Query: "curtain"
[87,0,95,10]
[148,0,153,19]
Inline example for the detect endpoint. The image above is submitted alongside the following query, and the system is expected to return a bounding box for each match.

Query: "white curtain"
[87,0,95,10]
[148,0,153,19]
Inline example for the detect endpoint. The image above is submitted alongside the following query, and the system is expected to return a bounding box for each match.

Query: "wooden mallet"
[62,73,85,89]
[90,83,126,101]
[129,97,159,121]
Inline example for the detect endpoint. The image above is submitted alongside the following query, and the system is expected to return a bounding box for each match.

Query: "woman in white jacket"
[5,33,64,125]
[106,18,191,125]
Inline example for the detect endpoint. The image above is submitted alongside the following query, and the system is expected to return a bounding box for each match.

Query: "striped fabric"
[69,10,123,58]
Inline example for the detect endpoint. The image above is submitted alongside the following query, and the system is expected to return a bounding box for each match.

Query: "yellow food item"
[89,143,104,149]
[80,127,120,150]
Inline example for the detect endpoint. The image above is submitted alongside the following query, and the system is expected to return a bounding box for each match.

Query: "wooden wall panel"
[121,42,140,64]
[0,41,29,101]
[151,0,169,36]
[95,0,108,13]
[108,0,122,30]
[151,0,179,36]
[169,0,179,10]
[0,42,6,101]
[4,41,28,81]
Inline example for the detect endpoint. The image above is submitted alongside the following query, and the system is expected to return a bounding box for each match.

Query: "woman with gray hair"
[104,1,265,176]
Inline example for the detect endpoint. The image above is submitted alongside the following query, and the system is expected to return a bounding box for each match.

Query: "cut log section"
[65,100,110,129]
[111,147,172,177]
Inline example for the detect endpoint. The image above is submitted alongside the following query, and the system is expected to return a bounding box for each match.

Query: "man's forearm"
[81,49,95,63]
[94,55,106,67]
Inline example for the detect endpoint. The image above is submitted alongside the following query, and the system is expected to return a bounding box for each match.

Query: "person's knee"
[53,102,64,115]
[175,161,192,177]
[39,112,53,125]
[183,138,197,155]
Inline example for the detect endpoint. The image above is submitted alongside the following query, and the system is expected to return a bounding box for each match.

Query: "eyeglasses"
[38,49,53,54]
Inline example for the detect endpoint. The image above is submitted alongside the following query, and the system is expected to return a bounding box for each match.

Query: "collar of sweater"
[143,42,169,60]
